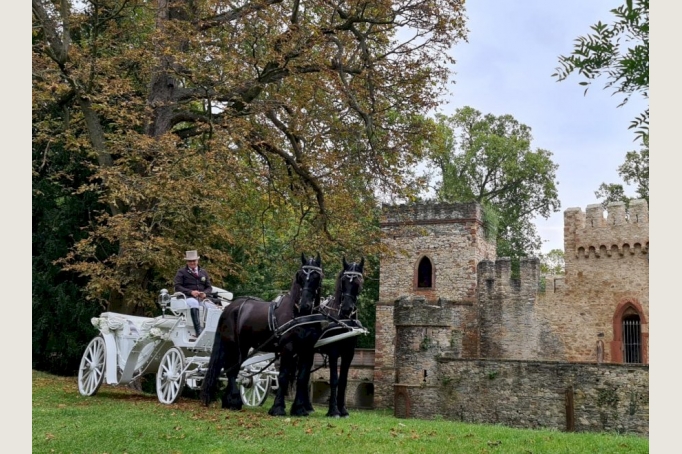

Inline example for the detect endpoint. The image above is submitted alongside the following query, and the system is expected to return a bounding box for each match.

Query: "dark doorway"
[417,257,432,288]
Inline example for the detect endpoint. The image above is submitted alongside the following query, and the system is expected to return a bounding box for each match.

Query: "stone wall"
[310,349,375,410]
[394,358,649,436]
[477,257,556,360]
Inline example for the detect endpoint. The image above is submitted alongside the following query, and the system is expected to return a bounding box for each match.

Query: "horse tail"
[200,321,227,406]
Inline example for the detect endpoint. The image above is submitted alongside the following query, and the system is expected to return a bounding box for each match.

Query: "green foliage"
[539,249,566,276]
[553,0,649,140]
[32,114,108,374]
[480,202,500,241]
[595,135,649,209]
[33,371,650,453]
[426,107,560,260]
[420,336,433,351]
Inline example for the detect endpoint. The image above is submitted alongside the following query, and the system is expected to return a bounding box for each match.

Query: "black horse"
[200,253,324,416]
[314,257,365,417]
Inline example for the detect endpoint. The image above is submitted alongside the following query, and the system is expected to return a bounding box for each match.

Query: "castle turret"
[374,202,496,409]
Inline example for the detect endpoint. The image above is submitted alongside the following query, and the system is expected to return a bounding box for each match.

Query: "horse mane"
[287,271,302,305]
[329,268,345,310]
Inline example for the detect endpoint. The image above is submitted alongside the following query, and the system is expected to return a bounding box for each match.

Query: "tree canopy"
[425,106,560,259]
[595,134,648,209]
[552,0,649,140]
[32,0,468,312]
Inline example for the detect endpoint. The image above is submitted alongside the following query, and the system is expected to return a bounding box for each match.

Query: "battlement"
[381,201,482,226]
[477,257,540,290]
[564,199,649,258]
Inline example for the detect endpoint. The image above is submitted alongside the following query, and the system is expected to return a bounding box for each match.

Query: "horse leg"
[220,343,245,410]
[268,352,292,416]
[326,350,341,417]
[337,342,355,417]
[290,349,315,417]
[201,333,228,406]
[220,373,242,410]
[302,361,315,413]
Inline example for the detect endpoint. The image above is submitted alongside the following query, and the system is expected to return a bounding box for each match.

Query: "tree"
[539,249,565,276]
[426,107,560,260]
[553,0,649,140]
[32,0,468,313]
[595,135,648,208]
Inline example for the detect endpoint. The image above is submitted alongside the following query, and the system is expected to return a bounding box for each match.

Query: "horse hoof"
[269,408,287,417]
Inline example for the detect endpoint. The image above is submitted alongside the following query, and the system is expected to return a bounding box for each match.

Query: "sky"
[430,0,648,254]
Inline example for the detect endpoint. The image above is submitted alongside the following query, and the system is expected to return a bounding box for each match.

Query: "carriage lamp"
[158,288,171,314]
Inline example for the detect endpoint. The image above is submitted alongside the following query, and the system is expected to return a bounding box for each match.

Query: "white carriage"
[77,287,277,406]
[77,288,368,406]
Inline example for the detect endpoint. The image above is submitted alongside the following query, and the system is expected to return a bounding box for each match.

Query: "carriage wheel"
[156,347,186,404]
[78,336,106,396]
[240,371,271,407]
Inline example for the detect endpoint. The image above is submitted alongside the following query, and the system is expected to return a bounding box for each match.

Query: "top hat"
[184,250,200,261]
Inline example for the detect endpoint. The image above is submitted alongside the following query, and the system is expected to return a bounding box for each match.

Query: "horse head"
[295,252,323,316]
[338,256,364,319]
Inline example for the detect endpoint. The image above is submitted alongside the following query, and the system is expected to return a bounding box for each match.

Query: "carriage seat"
[169,290,229,333]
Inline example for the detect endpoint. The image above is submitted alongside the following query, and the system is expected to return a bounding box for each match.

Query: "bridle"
[333,268,363,319]
[295,264,323,314]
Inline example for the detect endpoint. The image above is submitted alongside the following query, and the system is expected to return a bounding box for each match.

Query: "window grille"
[622,315,642,364]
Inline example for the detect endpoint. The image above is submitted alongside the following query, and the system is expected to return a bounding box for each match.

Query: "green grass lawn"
[32,370,648,454]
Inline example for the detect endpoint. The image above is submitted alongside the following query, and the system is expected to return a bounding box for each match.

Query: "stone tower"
[373,202,496,408]
[536,200,649,363]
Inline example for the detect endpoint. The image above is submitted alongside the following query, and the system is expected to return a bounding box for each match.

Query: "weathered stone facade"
[373,199,649,434]
[395,358,648,435]
[538,200,649,364]
[374,202,496,408]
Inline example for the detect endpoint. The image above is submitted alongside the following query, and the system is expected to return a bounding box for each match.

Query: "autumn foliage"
[33,0,467,315]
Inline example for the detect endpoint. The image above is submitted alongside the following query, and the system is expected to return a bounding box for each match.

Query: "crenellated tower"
[564,200,649,261]
[538,199,649,363]
[374,202,496,408]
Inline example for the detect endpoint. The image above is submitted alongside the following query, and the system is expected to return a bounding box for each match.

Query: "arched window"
[417,257,432,288]
[612,299,647,364]
[622,314,642,364]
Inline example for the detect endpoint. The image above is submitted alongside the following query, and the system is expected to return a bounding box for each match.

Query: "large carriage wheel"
[156,347,186,404]
[78,336,106,396]
[240,370,272,407]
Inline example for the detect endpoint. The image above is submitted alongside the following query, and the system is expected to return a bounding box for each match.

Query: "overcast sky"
[430,0,648,254]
